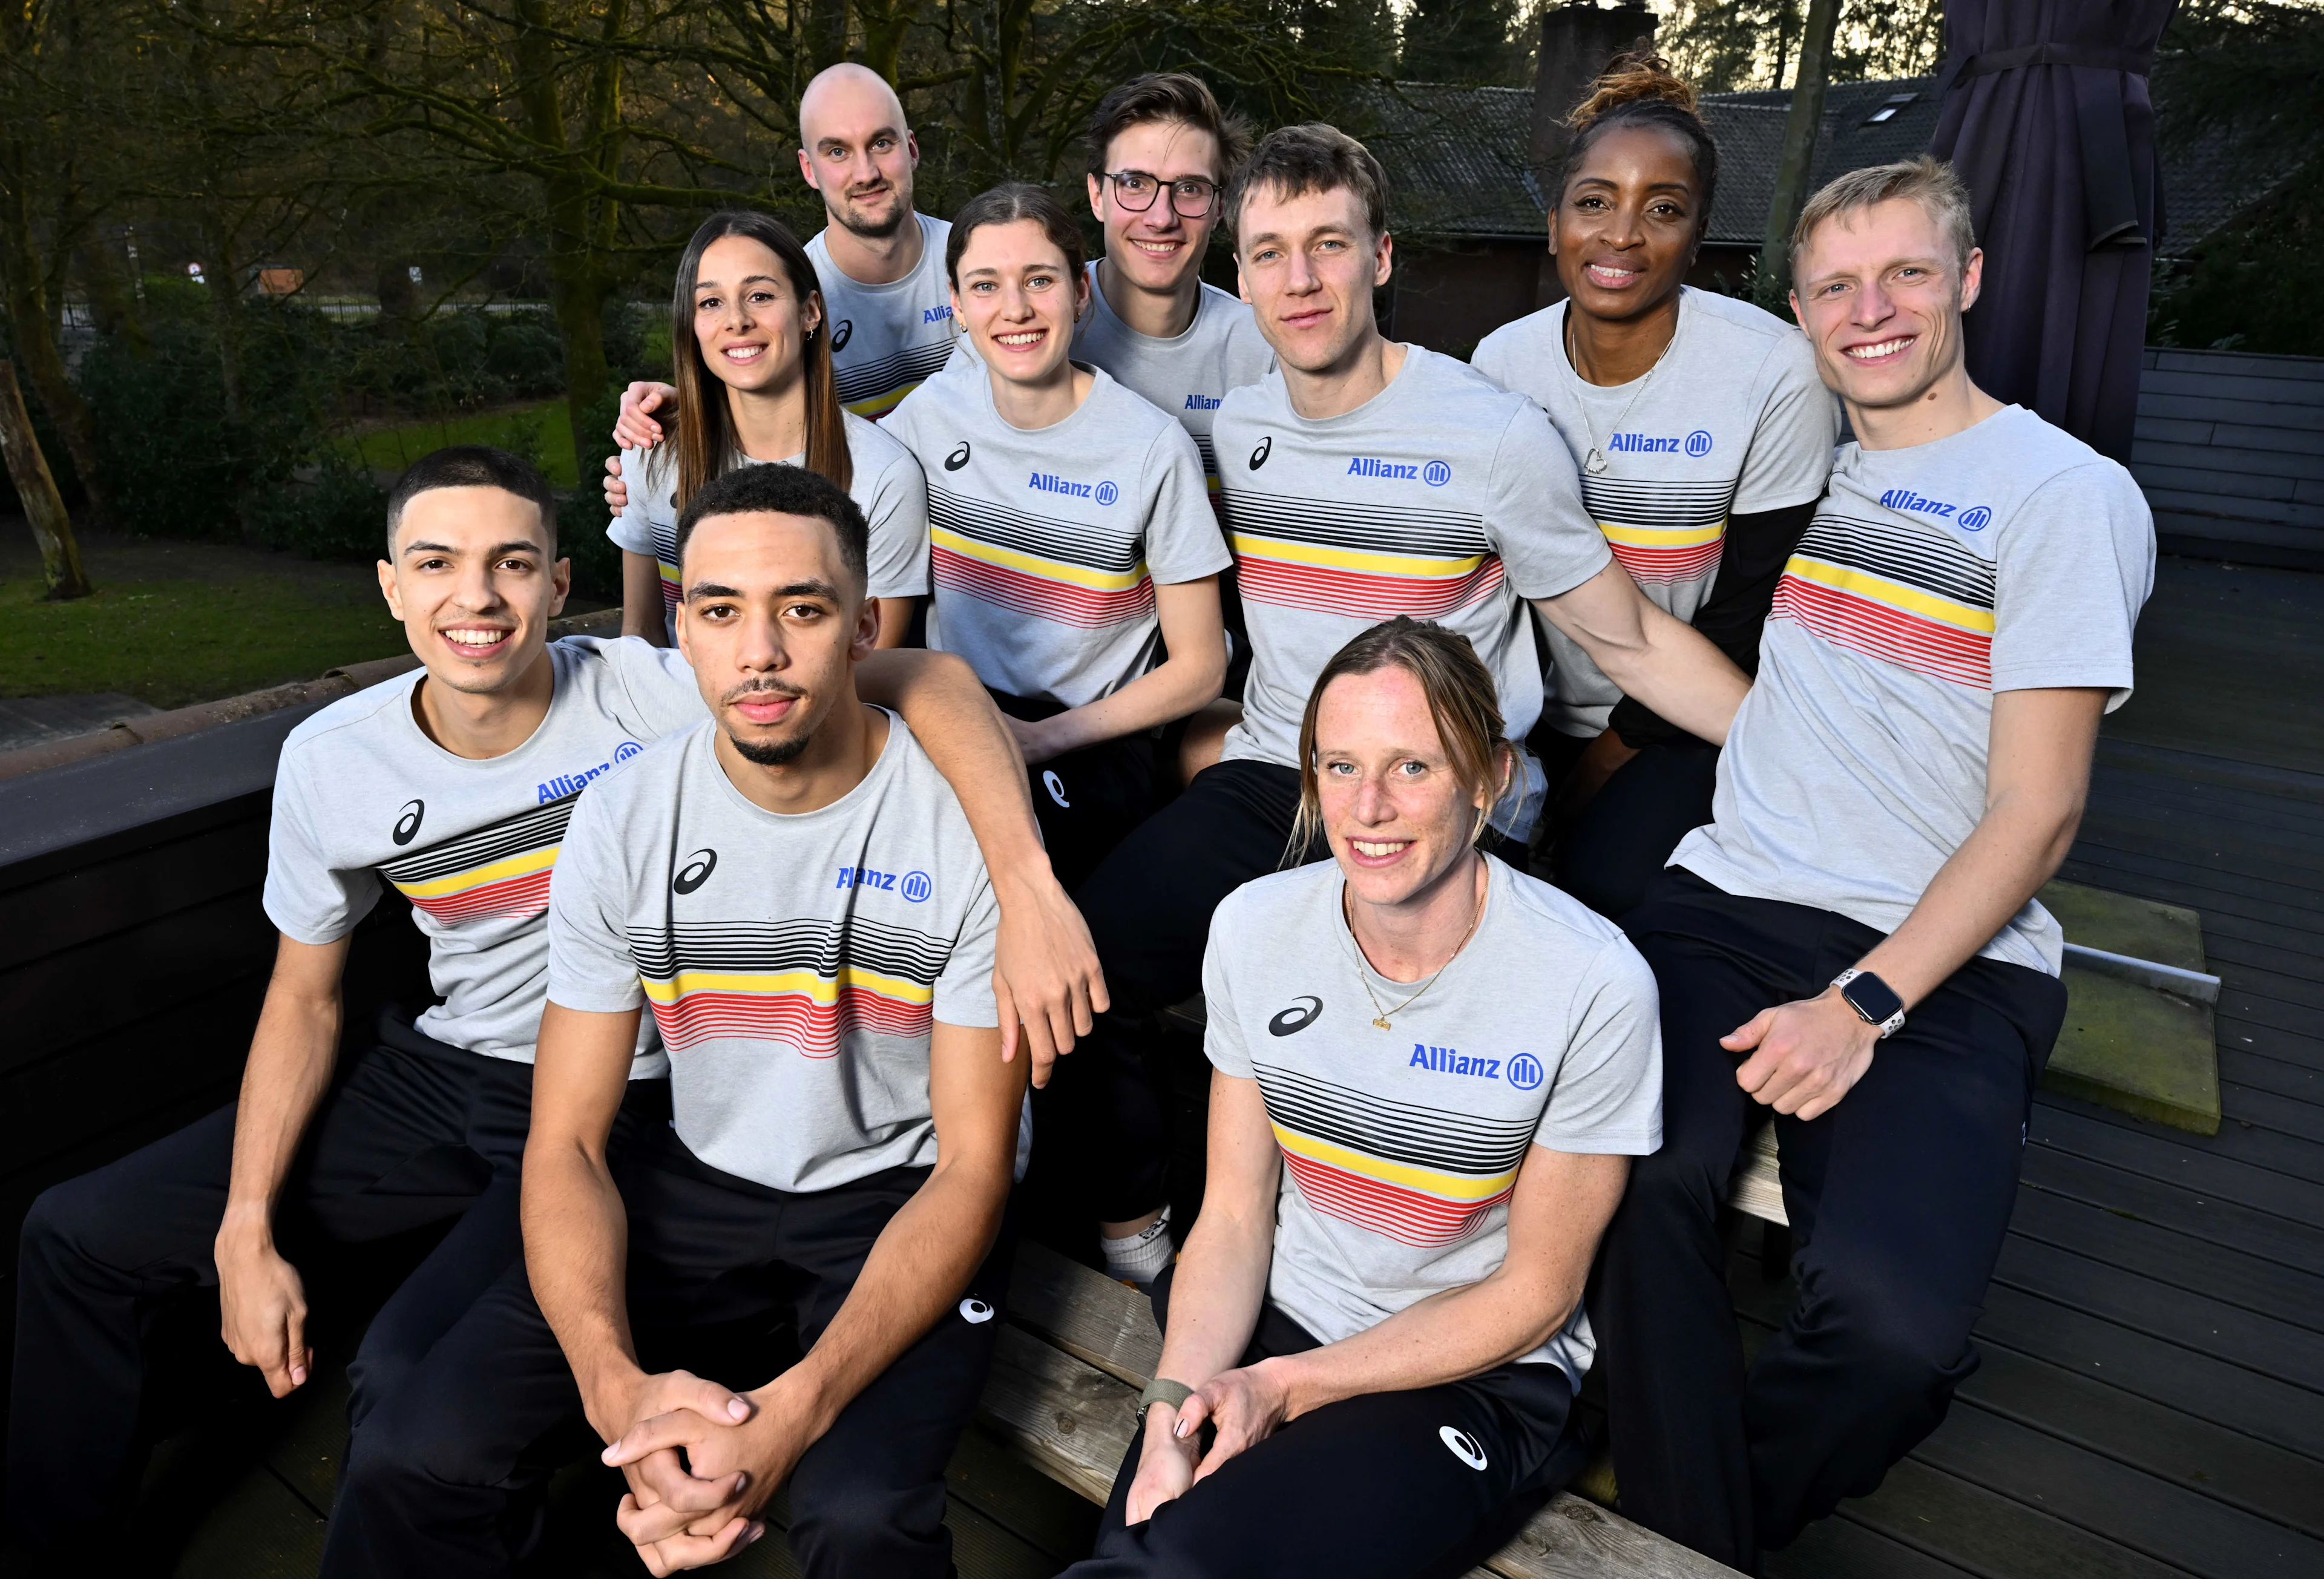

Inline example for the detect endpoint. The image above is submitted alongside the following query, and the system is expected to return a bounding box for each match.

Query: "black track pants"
[4,1011,579,1550]
[1062,1271,1584,1579]
[320,1131,1011,1579]
[1049,759,1310,1223]
[1590,869,2066,1569]
[994,691,1169,895]
[1553,740,1721,921]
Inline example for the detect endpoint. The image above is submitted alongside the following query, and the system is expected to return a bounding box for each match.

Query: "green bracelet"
[1137,1377,1195,1416]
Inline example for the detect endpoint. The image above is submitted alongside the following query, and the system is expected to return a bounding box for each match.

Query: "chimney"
[1529,2,1656,307]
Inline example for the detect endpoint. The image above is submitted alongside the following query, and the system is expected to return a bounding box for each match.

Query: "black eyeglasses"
[1103,170,1220,218]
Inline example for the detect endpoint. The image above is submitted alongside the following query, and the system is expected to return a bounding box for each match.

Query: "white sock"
[1100,1207,1173,1284]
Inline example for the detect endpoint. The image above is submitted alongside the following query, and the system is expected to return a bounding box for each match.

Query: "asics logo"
[673,849,718,895]
[944,442,971,471]
[959,1297,995,1324]
[830,319,853,352]
[392,799,425,845]
[1043,770,1069,808]
[1249,436,1272,470]
[1440,1426,1488,1470]
[1268,996,1322,1036]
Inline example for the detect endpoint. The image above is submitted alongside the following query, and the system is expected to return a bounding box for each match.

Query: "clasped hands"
[1725,985,1881,1121]
[1123,1357,1296,1526]
[588,1366,822,1574]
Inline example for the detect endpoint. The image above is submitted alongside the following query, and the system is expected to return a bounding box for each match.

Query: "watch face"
[1843,972,1905,1026]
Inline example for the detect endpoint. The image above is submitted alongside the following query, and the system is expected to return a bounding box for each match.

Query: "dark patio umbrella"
[1928,0,2179,463]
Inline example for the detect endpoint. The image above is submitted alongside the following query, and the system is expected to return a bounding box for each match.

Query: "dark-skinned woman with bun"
[1474,53,1840,921]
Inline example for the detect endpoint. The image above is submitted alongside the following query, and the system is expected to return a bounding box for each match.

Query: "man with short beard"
[794,62,957,419]
[1592,158,2155,1569]
[325,462,1024,1578]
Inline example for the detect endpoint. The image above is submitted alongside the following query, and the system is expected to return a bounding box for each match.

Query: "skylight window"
[1866,93,1919,125]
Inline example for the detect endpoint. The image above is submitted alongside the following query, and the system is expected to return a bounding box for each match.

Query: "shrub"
[245,451,391,561]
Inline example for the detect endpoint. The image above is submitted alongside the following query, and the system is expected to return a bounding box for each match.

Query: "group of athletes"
[6,49,2155,1579]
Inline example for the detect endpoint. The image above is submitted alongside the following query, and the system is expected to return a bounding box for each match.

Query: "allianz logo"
[1184,394,1221,410]
[1348,456,1452,487]
[1610,430,1715,458]
[537,740,645,804]
[1029,471,1120,507]
[1880,488,1993,531]
[922,304,953,324]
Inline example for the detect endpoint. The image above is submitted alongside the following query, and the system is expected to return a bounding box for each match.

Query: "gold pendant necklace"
[1342,876,1486,1031]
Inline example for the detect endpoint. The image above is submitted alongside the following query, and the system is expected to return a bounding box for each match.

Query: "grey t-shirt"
[1203,855,1661,1387]
[939,265,1275,506]
[264,637,704,1071]
[1473,288,1840,735]
[806,213,958,419]
[1671,405,2155,974]
[545,712,1001,1193]
[885,362,1230,707]
[608,410,930,642]
[1213,347,1610,767]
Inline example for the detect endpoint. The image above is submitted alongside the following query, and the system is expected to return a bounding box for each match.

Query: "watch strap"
[1137,1377,1196,1416]
[1831,969,1907,1039]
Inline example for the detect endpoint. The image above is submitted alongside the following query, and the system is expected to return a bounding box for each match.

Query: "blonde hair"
[1287,618,1512,864]
[1791,155,1976,280]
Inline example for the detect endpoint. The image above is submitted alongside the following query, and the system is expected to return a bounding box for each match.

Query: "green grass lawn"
[344,398,580,487]
[0,570,409,709]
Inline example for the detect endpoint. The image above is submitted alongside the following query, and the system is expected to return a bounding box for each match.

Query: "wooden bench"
[979,1240,1742,1578]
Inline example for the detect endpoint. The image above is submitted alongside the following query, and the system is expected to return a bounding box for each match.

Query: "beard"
[831,191,909,240]
[729,730,811,766]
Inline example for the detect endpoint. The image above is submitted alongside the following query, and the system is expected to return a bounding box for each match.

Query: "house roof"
[1356,72,2296,254]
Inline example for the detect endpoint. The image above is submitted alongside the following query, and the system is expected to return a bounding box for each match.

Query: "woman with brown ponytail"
[1474,53,1839,920]
[611,211,929,649]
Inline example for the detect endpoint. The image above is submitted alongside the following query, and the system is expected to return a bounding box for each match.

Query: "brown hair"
[1791,155,1976,279]
[668,211,852,513]
[1288,617,1513,862]
[945,183,1089,286]
[1082,73,1252,185]
[1224,123,1389,245]
[1558,50,1718,240]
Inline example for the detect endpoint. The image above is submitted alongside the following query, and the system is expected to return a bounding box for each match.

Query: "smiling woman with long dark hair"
[608,209,929,649]
[1474,53,1840,920]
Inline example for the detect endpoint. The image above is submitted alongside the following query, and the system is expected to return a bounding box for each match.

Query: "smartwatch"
[1831,968,1906,1039]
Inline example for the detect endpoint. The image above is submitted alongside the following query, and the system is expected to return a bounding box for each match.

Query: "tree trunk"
[0,359,94,599]
[547,232,613,473]
[76,235,147,356]
[809,0,849,70]
[1760,0,1841,294]
[202,231,245,422]
[0,147,114,521]
[858,0,920,84]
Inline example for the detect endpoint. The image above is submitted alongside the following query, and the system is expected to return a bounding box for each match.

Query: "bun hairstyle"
[1557,50,1718,237]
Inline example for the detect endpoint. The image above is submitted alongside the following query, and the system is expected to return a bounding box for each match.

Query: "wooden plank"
[976,1324,1137,1506]
[2133,439,2324,484]
[943,1494,1074,1579]
[2133,462,2301,502]
[1479,1497,1744,1579]
[1993,1233,2324,1391]
[2138,369,2324,405]
[2139,391,2324,428]
[1009,1241,1163,1386]
[2221,1049,2324,1106]
[2046,1089,2324,1189]
[1974,1282,2324,1460]
[1912,1400,2324,1579]
[2020,1146,2324,1278]
[944,1423,1103,1566]
[1958,1342,2324,1541]
[1840,1455,2189,1579]
[2004,1184,2324,1333]
[1763,1512,1975,1578]
[2139,487,2324,530]
[2030,1105,2324,1230]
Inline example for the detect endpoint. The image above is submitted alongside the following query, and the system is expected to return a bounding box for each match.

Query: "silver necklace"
[1339,874,1486,1031]
[1566,307,1678,476]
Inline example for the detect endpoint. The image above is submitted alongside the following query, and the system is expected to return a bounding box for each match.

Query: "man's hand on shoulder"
[1725,990,1879,1120]
[600,1367,827,1573]
[993,867,1108,1087]
[215,1212,312,1396]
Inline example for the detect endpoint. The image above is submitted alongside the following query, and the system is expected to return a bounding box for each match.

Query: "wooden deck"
[1759,557,2324,1578]
[10,557,2323,1578]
